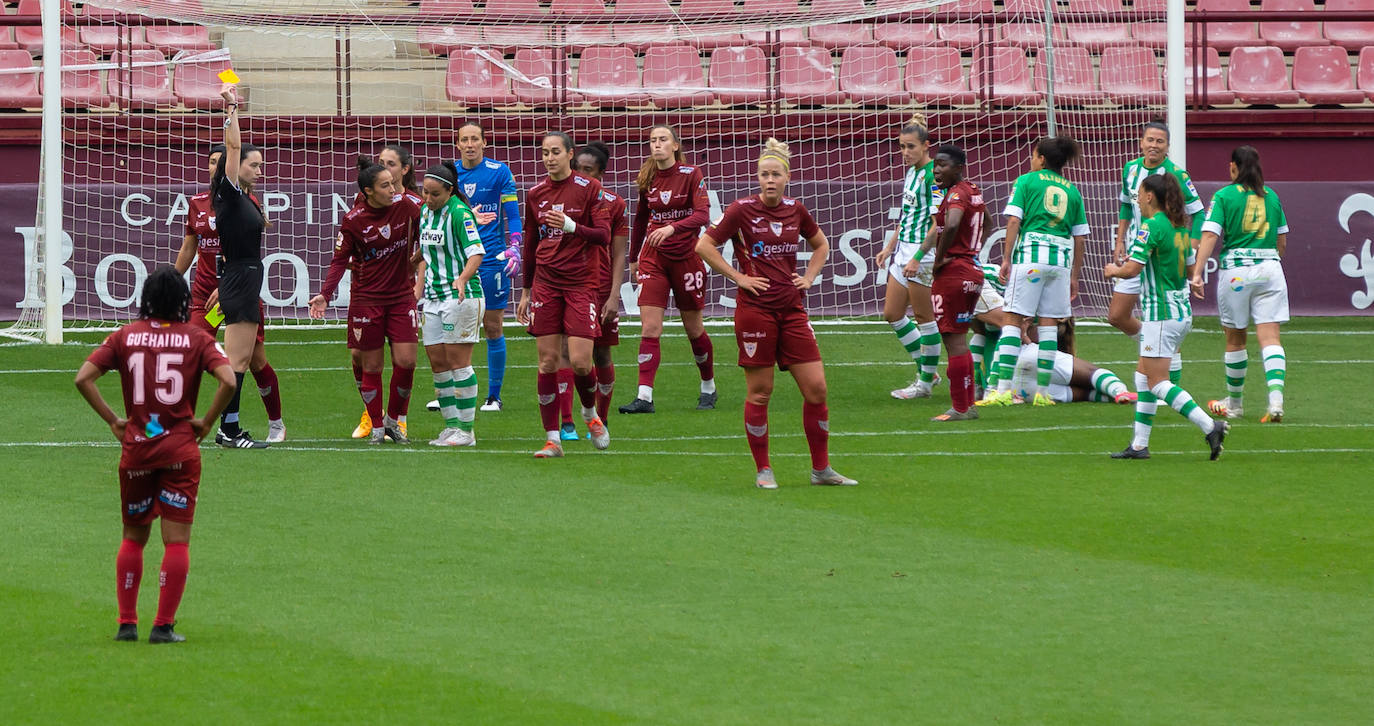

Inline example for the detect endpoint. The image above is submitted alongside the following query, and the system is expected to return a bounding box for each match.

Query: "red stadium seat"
[974,45,1041,106]
[1357,46,1374,98]
[614,0,675,11]
[1292,44,1364,104]
[57,48,109,108]
[678,0,740,17]
[550,0,607,13]
[1099,46,1164,105]
[486,0,542,15]
[144,26,217,56]
[810,24,873,50]
[445,48,516,105]
[680,29,746,51]
[641,43,713,108]
[15,0,80,54]
[1002,24,1070,48]
[906,46,975,105]
[419,0,473,10]
[172,55,229,109]
[937,25,993,50]
[1033,45,1102,105]
[1064,0,1133,51]
[483,26,553,53]
[512,47,560,105]
[873,24,937,49]
[839,45,905,105]
[741,28,810,47]
[709,45,767,105]
[1183,46,1237,105]
[1196,0,1261,51]
[741,0,800,11]
[577,45,646,106]
[108,49,175,108]
[1227,44,1301,104]
[617,25,679,52]
[779,45,845,105]
[80,3,150,56]
[417,26,483,56]
[565,25,617,52]
[0,28,20,52]
[1259,0,1325,51]
[1324,0,1374,50]
[0,48,41,108]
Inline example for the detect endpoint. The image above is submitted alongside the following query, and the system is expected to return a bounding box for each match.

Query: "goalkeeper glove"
[502,233,522,278]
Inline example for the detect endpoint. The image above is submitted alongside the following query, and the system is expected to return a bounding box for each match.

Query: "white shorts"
[1113,274,1142,295]
[1011,345,1074,393]
[973,281,1004,316]
[1004,263,1072,319]
[1139,317,1191,359]
[887,258,933,288]
[422,297,484,345]
[1217,260,1289,329]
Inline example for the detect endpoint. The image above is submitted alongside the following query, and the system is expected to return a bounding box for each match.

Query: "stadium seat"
[1000,0,1070,48]
[678,0,740,17]
[739,0,808,47]
[1131,0,1167,48]
[810,24,873,50]
[1227,44,1301,104]
[15,0,81,54]
[1357,46,1374,98]
[57,48,109,108]
[740,28,810,47]
[873,24,937,49]
[741,0,800,11]
[1259,0,1325,51]
[839,45,906,105]
[172,55,228,109]
[108,49,175,108]
[1292,44,1365,104]
[1195,0,1261,51]
[680,30,746,51]
[512,47,560,105]
[905,45,975,105]
[549,0,607,13]
[1032,45,1102,105]
[1324,0,1374,50]
[483,26,553,52]
[1064,0,1133,51]
[419,0,473,10]
[937,25,994,50]
[618,25,680,52]
[1099,46,1164,105]
[709,45,768,105]
[0,48,41,108]
[0,29,19,52]
[974,45,1041,106]
[80,3,150,56]
[779,45,845,105]
[613,0,675,12]
[565,25,617,52]
[577,45,646,106]
[445,48,516,105]
[641,43,713,108]
[487,0,542,15]
[417,26,484,56]
[1183,46,1237,105]
[144,26,217,56]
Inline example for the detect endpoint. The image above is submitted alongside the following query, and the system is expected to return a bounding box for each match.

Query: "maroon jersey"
[522,172,611,290]
[597,188,630,300]
[630,164,711,262]
[705,195,820,312]
[86,319,229,469]
[184,192,219,308]
[320,196,422,306]
[934,180,987,261]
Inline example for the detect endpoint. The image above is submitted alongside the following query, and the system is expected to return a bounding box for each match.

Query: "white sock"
[1261,344,1286,409]
[546,430,560,443]
[581,405,597,421]
[638,384,653,402]
[700,378,716,395]
[1151,380,1215,434]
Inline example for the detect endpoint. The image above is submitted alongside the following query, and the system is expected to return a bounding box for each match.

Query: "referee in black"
[211,81,269,449]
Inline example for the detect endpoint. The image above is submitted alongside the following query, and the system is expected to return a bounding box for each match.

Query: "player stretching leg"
[517,132,612,457]
[697,138,856,489]
[416,161,487,446]
[175,144,286,442]
[1193,146,1291,423]
[1105,174,1228,460]
[621,125,717,414]
[311,158,423,444]
[983,136,1089,408]
[1109,121,1205,386]
[874,114,943,399]
[75,266,238,643]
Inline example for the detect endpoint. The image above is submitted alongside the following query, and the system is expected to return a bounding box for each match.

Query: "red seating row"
[0,48,226,109]
[2,0,215,56]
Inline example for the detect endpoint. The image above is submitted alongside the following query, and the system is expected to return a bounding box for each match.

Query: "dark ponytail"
[356,154,388,194]
[211,142,261,198]
[1231,145,1265,196]
[577,140,611,175]
[423,160,472,206]
[139,265,191,323]
[382,143,419,193]
[1141,173,1186,228]
[1035,135,1080,174]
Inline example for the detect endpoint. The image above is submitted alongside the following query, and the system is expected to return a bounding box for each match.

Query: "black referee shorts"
[219,260,264,325]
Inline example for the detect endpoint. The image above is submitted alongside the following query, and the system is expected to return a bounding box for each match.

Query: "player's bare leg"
[1107,291,1142,338]
[682,309,717,409]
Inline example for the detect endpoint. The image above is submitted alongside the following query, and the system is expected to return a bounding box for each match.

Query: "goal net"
[9,0,1166,340]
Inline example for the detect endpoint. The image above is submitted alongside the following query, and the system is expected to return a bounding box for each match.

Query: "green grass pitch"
[1,316,1371,725]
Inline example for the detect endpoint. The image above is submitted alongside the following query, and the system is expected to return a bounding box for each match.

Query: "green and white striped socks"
[889,316,922,362]
[1091,369,1127,399]
[917,321,941,385]
[1169,353,1183,385]
[452,365,478,432]
[1223,349,1248,411]
[434,370,460,429]
[1036,325,1057,393]
[1151,380,1216,434]
[1132,371,1157,449]
[1261,344,1286,410]
[996,325,1022,393]
[970,331,986,387]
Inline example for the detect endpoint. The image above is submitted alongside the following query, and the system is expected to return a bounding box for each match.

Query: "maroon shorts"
[190,303,265,343]
[348,301,419,350]
[527,279,601,340]
[636,253,707,311]
[595,307,620,347]
[734,303,821,370]
[120,458,201,526]
[931,261,983,335]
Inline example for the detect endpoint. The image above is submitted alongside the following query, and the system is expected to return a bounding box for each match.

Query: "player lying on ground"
[1005,320,1137,404]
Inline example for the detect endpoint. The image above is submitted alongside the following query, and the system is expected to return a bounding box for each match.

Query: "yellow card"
[217,69,240,84]
[204,302,225,328]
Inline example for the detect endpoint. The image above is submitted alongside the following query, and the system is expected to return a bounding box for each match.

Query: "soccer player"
[517,131,612,457]
[453,121,522,413]
[309,157,423,444]
[1192,145,1290,423]
[696,138,857,489]
[415,161,486,446]
[1105,174,1228,460]
[75,266,238,644]
[969,262,1009,398]
[210,81,270,449]
[175,144,286,442]
[1005,320,1136,404]
[914,145,989,421]
[1110,121,1205,385]
[620,124,717,414]
[874,113,943,400]
[984,135,1089,408]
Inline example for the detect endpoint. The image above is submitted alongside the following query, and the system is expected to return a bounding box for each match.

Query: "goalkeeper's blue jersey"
[452,156,520,258]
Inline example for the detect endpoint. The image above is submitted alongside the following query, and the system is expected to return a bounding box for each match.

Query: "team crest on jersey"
[659,191,672,205]
[744,342,757,357]
[552,204,564,213]
[464,183,477,198]
[334,231,344,252]
[379,224,392,240]
[208,216,217,231]
[770,222,783,236]
[353,327,362,341]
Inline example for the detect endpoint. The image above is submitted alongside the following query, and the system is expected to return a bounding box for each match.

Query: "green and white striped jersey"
[1129,211,1193,322]
[980,262,1006,295]
[1003,169,1089,267]
[419,196,485,302]
[1119,156,1204,243]
[1202,184,1288,269]
[895,161,938,262]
